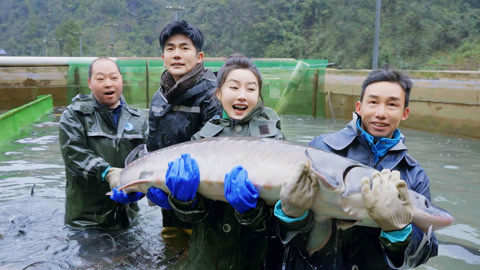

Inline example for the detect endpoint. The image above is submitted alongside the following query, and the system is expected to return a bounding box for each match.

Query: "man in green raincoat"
[59,57,147,229]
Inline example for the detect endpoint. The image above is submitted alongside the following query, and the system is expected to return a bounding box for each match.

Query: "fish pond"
[0,114,479,269]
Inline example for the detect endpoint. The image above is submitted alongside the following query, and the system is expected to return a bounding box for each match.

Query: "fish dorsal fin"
[124,144,149,167]
[305,149,341,189]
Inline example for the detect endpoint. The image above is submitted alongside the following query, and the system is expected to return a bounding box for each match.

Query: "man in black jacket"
[146,20,220,237]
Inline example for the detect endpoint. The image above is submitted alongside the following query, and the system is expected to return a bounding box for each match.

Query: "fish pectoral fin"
[307,217,333,255]
[117,178,157,193]
[305,149,340,189]
[337,220,358,230]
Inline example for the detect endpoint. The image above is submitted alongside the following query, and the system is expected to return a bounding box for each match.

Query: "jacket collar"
[70,94,139,116]
[161,63,206,103]
[198,101,273,138]
[221,101,265,125]
[70,94,98,113]
[158,68,216,106]
[324,112,407,152]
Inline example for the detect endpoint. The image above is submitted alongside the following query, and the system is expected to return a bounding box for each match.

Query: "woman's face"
[216,68,260,120]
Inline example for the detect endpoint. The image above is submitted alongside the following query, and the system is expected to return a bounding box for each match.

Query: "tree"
[55,19,81,56]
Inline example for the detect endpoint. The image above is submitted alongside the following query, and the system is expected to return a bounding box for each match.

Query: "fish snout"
[411,192,454,231]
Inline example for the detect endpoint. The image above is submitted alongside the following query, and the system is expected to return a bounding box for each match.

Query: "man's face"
[162,33,204,82]
[355,81,409,138]
[88,59,123,108]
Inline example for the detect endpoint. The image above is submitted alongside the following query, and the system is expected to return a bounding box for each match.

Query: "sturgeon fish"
[115,136,453,252]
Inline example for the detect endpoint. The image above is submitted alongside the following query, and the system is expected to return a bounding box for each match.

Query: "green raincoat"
[169,102,284,269]
[192,101,284,140]
[59,94,146,229]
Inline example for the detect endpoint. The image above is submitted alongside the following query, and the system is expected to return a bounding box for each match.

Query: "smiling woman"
[216,68,260,120]
[192,54,281,140]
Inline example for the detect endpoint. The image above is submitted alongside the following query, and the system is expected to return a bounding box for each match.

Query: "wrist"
[381,224,412,243]
[234,200,257,214]
[274,200,308,223]
[236,199,261,217]
[102,166,112,181]
[169,193,198,208]
[280,201,308,218]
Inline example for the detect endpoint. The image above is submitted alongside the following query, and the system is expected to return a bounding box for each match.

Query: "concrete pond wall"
[0,57,479,139]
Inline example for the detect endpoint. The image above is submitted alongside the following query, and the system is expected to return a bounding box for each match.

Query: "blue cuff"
[101,166,112,181]
[274,200,309,223]
[381,224,412,243]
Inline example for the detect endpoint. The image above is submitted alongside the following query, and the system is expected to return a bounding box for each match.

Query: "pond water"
[0,114,479,269]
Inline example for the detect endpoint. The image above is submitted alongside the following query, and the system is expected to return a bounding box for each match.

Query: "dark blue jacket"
[307,113,438,269]
[146,69,220,228]
[147,69,219,152]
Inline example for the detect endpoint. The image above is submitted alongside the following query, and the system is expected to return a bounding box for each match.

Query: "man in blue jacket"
[275,70,438,269]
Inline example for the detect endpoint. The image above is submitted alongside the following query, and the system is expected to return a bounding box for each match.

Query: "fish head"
[410,190,454,231]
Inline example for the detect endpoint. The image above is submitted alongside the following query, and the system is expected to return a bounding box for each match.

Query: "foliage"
[0,0,479,70]
[55,19,81,56]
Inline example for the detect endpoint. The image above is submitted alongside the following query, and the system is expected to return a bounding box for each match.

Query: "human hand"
[110,187,143,204]
[165,154,200,202]
[224,166,259,214]
[105,167,123,189]
[279,162,319,217]
[361,169,414,232]
[147,187,172,209]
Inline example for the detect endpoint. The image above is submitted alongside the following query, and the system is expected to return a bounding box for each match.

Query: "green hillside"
[1,0,479,69]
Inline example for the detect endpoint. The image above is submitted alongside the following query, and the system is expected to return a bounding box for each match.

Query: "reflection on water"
[0,114,479,269]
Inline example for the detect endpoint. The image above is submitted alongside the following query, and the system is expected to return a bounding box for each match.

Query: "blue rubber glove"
[224,166,259,214]
[110,188,143,204]
[147,187,172,209]
[166,153,200,202]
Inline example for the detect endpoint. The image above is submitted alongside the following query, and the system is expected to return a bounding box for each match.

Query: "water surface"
[0,115,479,269]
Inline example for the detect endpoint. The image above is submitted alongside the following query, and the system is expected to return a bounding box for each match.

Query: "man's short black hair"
[361,70,413,108]
[88,57,121,79]
[158,20,204,53]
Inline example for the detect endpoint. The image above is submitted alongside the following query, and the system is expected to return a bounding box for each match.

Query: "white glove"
[280,162,319,217]
[105,167,123,189]
[361,169,413,232]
